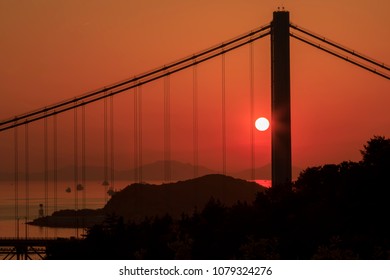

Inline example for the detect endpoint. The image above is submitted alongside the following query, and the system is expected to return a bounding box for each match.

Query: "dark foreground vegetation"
[47,136,390,260]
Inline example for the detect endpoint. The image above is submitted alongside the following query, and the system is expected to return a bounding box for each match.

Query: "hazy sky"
[0,0,389,176]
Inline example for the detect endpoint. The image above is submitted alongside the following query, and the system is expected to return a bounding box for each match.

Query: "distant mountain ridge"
[0,160,302,182]
[116,160,216,181]
[0,160,215,182]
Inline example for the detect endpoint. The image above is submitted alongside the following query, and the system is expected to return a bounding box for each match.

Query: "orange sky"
[0,0,389,177]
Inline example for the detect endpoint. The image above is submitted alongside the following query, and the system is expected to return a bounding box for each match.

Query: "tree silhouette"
[361,135,390,168]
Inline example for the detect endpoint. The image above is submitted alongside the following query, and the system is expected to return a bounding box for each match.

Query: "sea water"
[0,180,132,238]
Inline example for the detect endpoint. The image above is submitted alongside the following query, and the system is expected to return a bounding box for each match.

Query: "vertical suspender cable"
[82,104,86,210]
[133,87,139,182]
[193,64,199,178]
[103,95,108,202]
[24,123,29,238]
[133,85,142,183]
[164,75,171,182]
[80,105,86,232]
[138,85,143,183]
[250,42,255,180]
[163,75,171,212]
[53,114,58,234]
[222,52,226,175]
[74,105,79,237]
[14,127,19,238]
[44,115,49,238]
[110,96,114,192]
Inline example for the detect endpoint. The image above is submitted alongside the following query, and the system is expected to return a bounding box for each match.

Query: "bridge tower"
[271,10,292,189]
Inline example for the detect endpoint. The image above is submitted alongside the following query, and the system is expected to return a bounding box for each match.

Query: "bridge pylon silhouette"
[271,11,292,189]
[269,10,390,189]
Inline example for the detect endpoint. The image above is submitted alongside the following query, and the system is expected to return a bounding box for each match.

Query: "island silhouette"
[28,174,266,228]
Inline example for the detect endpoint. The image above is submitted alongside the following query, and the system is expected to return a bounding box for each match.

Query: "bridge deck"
[0,237,83,260]
[0,237,81,246]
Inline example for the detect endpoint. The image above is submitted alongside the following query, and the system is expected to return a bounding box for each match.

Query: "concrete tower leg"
[271,11,292,189]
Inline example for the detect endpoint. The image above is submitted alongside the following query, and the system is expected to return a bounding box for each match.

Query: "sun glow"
[255,117,270,131]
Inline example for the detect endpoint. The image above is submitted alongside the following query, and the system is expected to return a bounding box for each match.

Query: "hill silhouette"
[29,174,266,227]
[104,174,266,221]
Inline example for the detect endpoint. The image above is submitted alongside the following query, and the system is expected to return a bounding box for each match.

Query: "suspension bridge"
[0,11,389,259]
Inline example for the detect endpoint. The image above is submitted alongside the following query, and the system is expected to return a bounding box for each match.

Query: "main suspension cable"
[290,32,390,80]
[0,26,271,132]
[290,23,390,72]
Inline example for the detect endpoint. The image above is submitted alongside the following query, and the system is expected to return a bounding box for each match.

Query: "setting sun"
[255,117,270,131]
